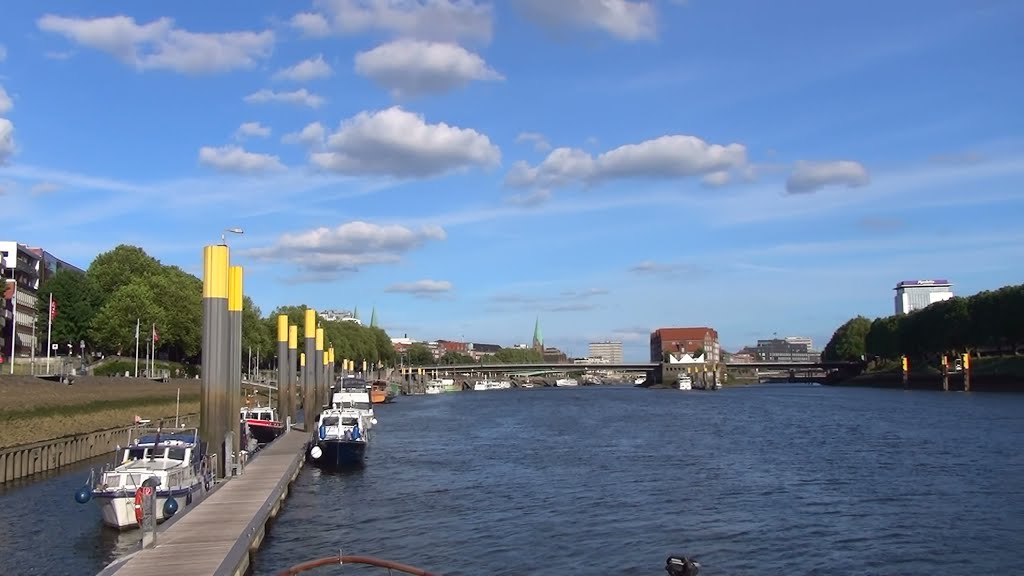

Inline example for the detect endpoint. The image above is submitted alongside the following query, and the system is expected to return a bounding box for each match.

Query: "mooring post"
[299,352,306,426]
[227,266,243,459]
[288,325,298,427]
[315,328,325,416]
[328,347,335,387]
[140,483,157,548]
[277,316,290,430]
[941,355,949,391]
[962,352,971,392]
[303,309,317,428]
[901,355,909,389]
[200,244,229,479]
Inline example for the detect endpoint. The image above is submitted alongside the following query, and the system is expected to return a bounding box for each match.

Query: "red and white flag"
[152,324,159,342]
[49,298,57,320]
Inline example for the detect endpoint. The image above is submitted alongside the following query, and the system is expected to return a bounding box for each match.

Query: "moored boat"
[241,404,286,444]
[555,377,579,387]
[307,409,370,469]
[77,426,211,530]
[331,377,378,430]
[371,380,395,403]
[424,379,445,394]
[678,374,693,390]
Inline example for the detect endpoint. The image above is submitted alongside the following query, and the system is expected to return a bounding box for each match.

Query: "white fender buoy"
[310,446,323,459]
[370,418,378,425]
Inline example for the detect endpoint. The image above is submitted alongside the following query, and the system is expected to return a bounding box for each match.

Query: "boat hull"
[93,483,205,530]
[247,420,285,444]
[307,439,366,469]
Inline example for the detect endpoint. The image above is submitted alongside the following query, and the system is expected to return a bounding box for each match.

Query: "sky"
[1,0,1022,361]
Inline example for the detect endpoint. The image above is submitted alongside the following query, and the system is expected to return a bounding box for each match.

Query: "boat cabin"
[241,406,277,422]
[317,411,365,441]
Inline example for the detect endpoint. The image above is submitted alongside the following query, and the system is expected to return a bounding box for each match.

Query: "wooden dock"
[100,430,309,576]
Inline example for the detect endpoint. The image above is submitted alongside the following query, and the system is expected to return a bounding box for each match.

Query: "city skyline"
[1,1,1022,360]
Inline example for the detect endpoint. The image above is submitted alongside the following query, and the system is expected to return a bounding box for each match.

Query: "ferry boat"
[240,404,285,445]
[307,408,370,469]
[677,374,693,390]
[79,426,211,530]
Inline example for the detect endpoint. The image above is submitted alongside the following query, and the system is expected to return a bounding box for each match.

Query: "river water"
[2,384,1022,575]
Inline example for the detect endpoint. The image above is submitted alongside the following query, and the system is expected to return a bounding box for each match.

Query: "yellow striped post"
[201,244,229,478]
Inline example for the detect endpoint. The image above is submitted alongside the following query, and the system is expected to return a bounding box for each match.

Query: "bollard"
[962,352,971,392]
[315,328,325,417]
[304,308,316,428]
[288,325,298,426]
[228,265,243,458]
[941,355,949,391]
[900,355,909,389]
[277,316,290,428]
[201,244,230,478]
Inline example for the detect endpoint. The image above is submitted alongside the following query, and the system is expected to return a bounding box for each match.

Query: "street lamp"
[221,227,245,244]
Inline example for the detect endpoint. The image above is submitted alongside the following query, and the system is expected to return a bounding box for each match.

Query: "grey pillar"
[288,325,298,426]
[201,244,229,479]
[227,266,243,458]
[303,309,317,429]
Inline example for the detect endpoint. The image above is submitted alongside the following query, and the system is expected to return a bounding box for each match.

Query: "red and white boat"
[241,405,286,445]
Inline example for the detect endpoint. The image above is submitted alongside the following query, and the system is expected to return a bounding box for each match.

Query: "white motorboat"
[555,378,579,387]
[425,379,445,394]
[331,377,378,429]
[678,374,692,390]
[634,376,646,385]
[308,408,371,469]
[79,427,211,530]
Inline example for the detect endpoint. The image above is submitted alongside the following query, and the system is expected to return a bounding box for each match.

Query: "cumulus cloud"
[283,122,326,148]
[512,0,657,41]
[354,40,503,97]
[274,54,333,82]
[292,0,493,43]
[504,189,551,207]
[310,106,500,178]
[505,134,747,190]
[0,119,14,164]
[0,85,11,114]
[515,131,551,152]
[36,14,274,74]
[248,221,447,274]
[786,160,869,194]
[385,279,454,298]
[235,122,271,139]
[198,145,285,173]
[244,88,324,108]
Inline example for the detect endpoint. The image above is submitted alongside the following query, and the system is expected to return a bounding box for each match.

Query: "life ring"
[134,488,145,525]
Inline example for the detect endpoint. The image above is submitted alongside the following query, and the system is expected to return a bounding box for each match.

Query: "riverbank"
[0,375,200,448]
[830,356,1024,392]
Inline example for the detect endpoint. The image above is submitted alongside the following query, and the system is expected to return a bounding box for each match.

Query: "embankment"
[829,357,1024,392]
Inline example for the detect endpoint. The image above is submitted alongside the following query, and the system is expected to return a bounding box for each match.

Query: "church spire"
[370,306,378,328]
[532,316,543,349]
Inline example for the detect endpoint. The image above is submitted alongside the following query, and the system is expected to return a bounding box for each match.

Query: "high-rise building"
[650,327,720,363]
[588,341,623,364]
[894,279,954,315]
[784,336,814,350]
[755,339,819,363]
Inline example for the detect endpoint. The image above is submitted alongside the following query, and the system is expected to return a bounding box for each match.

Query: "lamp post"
[221,227,244,244]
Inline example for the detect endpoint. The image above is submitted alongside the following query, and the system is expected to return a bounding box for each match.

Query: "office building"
[588,341,623,364]
[894,279,954,315]
[650,327,721,363]
[754,338,819,363]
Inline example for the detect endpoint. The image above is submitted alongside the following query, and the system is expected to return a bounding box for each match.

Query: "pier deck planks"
[105,430,308,576]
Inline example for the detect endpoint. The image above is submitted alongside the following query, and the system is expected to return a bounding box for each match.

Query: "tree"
[493,347,543,363]
[35,269,100,349]
[88,245,163,308]
[89,279,162,355]
[822,316,872,361]
[440,351,473,365]
[865,316,900,361]
[405,343,434,365]
[242,296,273,363]
[145,266,202,359]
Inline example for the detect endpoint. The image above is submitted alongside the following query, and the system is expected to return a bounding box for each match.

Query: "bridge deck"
[101,430,307,576]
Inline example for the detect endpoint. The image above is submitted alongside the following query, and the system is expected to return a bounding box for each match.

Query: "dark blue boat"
[307,411,368,469]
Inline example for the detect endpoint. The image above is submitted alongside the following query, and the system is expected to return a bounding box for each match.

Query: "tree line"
[822,283,1024,363]
[36,245,396,368]
[401,343,544,366]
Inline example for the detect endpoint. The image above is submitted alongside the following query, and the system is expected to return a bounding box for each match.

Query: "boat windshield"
[342,417,359,426]
[322,416,340,426]
[341,401,371,410]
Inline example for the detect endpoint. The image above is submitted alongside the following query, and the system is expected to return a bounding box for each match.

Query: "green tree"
[822,316,872,361]
[493,347,543,363]
[88,245,163,308]
[242,296,273,363]
[35,269,100,348]
[89,279,162,355]
[440,351,473,365]
[865,316,900,361]
[145,265,202,358]
[405,343,434,365]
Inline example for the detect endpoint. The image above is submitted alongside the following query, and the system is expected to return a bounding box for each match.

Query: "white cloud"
[248,221,447,274]
[289,12,331,37]
[628,260,704,278]
[36,14,274,74]
[198,145,285,173]
[283,122,326,148]
[310,106,500,178]
[512,0,657,41]
[244,88,324,108]
[786,160,869,194]
[385,279,454,296]
[504,189,551,207]
[0,118,14,164]
[274,54,333,82]
[0,85,12,114]
[31,181,63,195]
[235,122,271,139]
[354,40,503,97]
[296,0,494,43]
[515,131,551,152]
[0,44,6,62]
[505,134,746,189]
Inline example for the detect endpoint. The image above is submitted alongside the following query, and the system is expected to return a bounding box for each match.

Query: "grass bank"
[834,356,1024,392]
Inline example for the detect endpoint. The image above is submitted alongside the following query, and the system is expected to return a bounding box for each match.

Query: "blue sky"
[1,0,1022,360]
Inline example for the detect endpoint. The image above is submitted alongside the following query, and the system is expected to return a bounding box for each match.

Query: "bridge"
[408,361,864,373]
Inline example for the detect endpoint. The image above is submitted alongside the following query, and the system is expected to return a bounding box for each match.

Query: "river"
[2,384,1022,575]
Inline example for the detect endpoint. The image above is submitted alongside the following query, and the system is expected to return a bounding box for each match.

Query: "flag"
[152,324,159,342]
[49,298,57,320]
[135,318,140,339]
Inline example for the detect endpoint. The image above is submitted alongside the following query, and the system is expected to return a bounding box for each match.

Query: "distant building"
[754,339,819,363]
[468,342,500,360]
[320,309,361,325]
[894,279,954,315]
[784,336,813,350]
[574,356,610,365]
[650,327,721,363]
[588,341,623,364]
[542,346,568,364]
[1,241,84,360]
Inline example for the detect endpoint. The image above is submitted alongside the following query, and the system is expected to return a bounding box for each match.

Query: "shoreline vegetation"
[0,376,200,448]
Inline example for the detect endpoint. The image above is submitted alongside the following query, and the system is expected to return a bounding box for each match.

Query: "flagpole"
[151,323,155,376]
[9,286,18,375]
[45,293,53,374]
[134,317,140,377]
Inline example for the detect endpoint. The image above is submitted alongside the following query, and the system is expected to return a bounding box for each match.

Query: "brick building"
[650,327,721,363]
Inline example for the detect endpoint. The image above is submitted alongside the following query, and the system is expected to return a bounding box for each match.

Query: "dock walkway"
[101,430,308,576]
